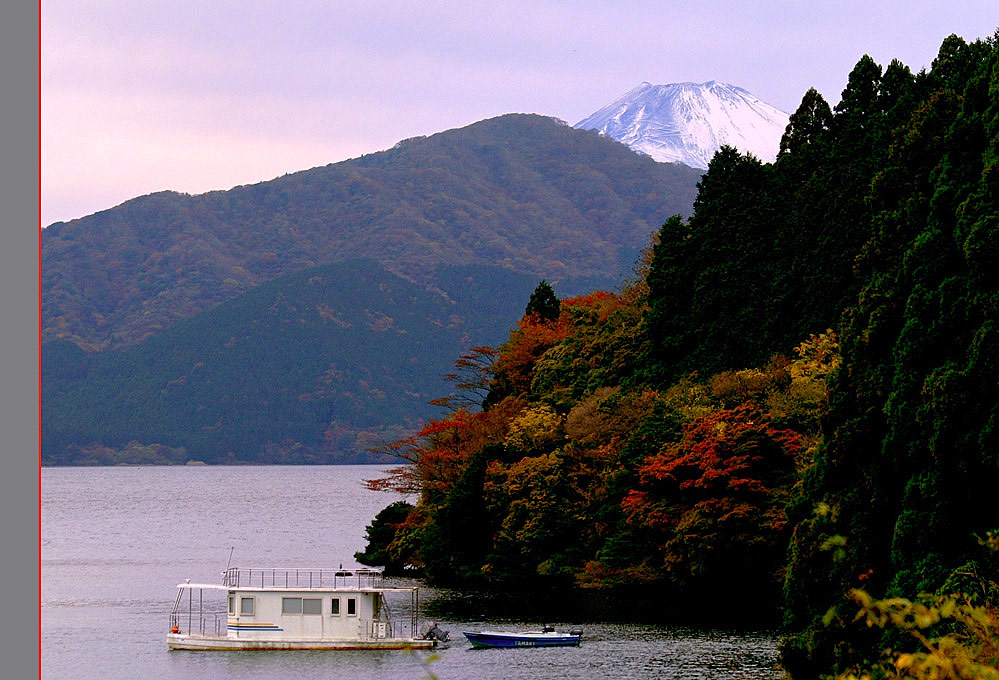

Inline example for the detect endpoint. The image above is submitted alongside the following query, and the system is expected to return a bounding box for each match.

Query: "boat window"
[347,598,357,616]
[240,597,254,616]
[330,598,340,616]
[228,596,235,616]
[303,598,322,615]
[282,597,304,614]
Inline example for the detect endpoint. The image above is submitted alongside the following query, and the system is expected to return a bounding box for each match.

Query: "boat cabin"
[168,566,434,650]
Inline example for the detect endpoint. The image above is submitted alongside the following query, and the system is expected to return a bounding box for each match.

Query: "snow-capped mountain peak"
[574,81,789,169]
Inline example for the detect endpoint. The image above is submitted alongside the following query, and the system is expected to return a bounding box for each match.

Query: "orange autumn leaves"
[365,396,525,496]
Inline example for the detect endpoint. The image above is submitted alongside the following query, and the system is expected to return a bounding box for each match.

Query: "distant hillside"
[42,113,701,351]
[41,259,547,465]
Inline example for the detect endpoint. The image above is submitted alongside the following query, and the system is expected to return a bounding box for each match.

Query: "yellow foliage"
[764,330,841,472]
[709,367,773,407]
[563,387,657,447]
[775,332,839,412]
[504,404,564,452]
[660,377,715,424]
[835,588,999,680]
[792,329,841,379]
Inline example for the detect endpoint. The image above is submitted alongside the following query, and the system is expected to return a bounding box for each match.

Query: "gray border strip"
[0,1,40,677]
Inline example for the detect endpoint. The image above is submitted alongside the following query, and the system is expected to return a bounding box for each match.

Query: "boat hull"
[167,633,434,651]
[463,631,581,648]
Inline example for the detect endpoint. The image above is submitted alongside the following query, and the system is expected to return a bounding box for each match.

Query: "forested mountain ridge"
[42,113,701,351]
[42,259,546,465]
[356,32,999,679]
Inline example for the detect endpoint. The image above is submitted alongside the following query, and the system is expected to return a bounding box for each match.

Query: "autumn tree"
[431,345,498,412]
[620,404,800,605]
[484,296,573,407]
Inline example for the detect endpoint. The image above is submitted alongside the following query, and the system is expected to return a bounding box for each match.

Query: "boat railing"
[168,614,415,641]
[169,609,227,638]
[222,567,384,590]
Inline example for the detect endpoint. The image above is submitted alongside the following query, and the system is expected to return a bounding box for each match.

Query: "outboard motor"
[421,622,450,643]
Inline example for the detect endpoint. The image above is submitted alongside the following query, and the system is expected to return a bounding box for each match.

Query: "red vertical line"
[36,2,43,677]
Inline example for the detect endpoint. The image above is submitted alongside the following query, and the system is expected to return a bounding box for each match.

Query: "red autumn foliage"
[365,397,527,497]
[490,312,573,396]
[416,416,471,438]
[623,404,801,583]
[561,290,627,323]
[634,403,800,502]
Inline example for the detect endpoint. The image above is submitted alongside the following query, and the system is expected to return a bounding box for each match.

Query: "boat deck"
[168,633,434,651]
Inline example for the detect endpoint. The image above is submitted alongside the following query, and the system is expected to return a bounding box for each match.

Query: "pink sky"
[41,0,998,226]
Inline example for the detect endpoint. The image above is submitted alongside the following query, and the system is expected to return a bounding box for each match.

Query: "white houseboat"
[167,565,438,650]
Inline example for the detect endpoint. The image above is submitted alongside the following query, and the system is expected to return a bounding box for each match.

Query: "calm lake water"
[41,465,783,679]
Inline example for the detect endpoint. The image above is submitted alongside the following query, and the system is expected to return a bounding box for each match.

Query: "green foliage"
[418,445,500,584]
[645,149,784,381]
[354,500,415,574]
[530,291,645,407]
[779,33,999,678]
[825,537,999,680]
[643,56,915,387]
[779,87,834,158]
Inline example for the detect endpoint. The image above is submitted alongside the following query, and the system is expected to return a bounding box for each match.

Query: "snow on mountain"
[574,81,790,169]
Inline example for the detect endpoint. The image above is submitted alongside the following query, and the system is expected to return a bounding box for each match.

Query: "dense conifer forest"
[356,33,999,678]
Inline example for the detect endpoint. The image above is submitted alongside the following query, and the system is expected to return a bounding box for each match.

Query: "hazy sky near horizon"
[42,1,997,226]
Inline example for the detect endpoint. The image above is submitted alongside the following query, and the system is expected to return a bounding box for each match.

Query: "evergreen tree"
[778,87,833,158]
[780,33,999,678]
[354,500,415,574]
[646,146,782,381]
[525,279,560,322]
[644,215,695,381]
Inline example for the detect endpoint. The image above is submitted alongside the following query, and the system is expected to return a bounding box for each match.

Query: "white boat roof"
[224,586,419,592]
[175,582,418,592]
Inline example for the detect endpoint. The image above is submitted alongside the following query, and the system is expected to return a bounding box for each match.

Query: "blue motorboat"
[463,626,583,648]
